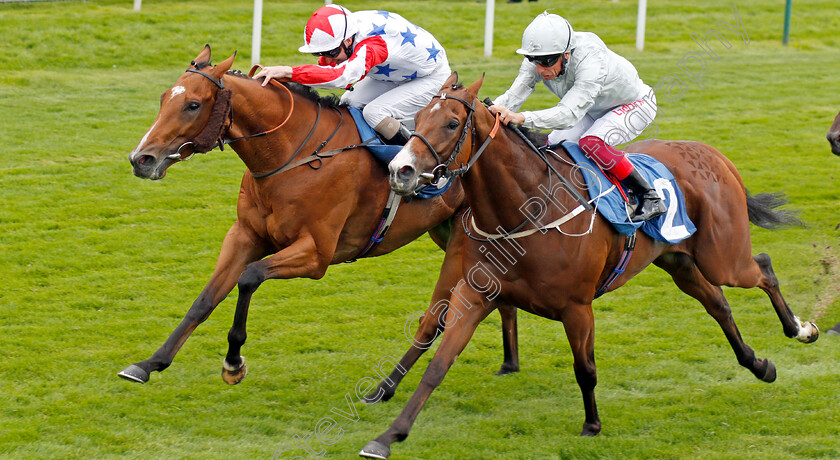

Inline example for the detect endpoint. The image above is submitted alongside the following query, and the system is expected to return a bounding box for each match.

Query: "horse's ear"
[466,73,485,98]
[441,71,459,90]
[193,44,212,67]
[211,51,237,78]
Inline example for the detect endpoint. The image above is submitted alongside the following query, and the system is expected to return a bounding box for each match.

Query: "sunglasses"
[526,54,562,67]
[313,47,342,58]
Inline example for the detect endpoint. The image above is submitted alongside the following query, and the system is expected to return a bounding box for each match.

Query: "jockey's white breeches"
[340,59,451,130]
[547,88,659,148]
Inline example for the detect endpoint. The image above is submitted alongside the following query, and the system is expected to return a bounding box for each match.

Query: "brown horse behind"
[827,110,840,334]
[358,74,820,458]
[828,109,840,156]
[120,46,520,385]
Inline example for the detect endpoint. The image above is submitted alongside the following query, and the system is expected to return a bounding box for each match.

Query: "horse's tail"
[746,190,804,229]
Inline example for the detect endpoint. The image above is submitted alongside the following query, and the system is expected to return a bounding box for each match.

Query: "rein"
[416,89,596,242]
[250,104,344,179]
[172,64,357,180]
[225,64,296,146]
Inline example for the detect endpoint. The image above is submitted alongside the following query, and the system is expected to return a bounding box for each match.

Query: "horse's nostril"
[138,155,155,166]
[398,164,416,181]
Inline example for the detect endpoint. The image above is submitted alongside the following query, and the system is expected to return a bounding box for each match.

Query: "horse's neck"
[465,114,578,234]
[225,77,325,175]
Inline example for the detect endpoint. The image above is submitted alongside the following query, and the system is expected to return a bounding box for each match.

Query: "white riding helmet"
[299,4,358,53]
[516,12,575,56]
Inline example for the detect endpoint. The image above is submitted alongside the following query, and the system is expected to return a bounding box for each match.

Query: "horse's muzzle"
[129,152,173,180]
[389,164,419,196]
[828,131,840,156]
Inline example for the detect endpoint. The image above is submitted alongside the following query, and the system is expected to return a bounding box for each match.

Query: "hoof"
[359,441,390,459]
[221,357,247,385]
[361,384,395,405]
[118,364,150,384]
[759,359,777,383]
[580,422,601,437]
[494,362,519,375]
[798,322,819,343]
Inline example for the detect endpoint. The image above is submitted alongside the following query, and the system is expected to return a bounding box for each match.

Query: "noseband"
[409,91,500,185]
[167,67,233,161]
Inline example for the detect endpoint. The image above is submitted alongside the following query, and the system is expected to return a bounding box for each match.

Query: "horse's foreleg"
[429,215,521,376]
[561,304,600,436]
[222,234,324,385]
[363,233,465,404]
[360,299,492,459]
[364,300,518,404]
[431,218,520,375]
[119,222,266,384]
[753,253,819,343]
[362,301,446,404]
[655,253,777,382]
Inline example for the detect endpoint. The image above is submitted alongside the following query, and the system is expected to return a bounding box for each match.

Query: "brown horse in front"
[358,74,820,458]
[120,46,520,385]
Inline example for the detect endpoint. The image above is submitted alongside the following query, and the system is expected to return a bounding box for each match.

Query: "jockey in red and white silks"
[489,12,666,222]
[255,5,450,145]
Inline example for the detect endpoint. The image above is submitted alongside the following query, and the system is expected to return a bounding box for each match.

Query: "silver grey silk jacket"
[494,31,653,131]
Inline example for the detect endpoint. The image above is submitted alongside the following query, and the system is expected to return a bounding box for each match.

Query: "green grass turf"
[1,0,839,458]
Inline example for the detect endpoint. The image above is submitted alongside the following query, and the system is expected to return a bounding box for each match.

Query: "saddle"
[556,141,696,244]
[347,107,450,199]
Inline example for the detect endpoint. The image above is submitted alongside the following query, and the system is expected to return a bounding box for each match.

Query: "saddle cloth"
[348,106,451,199]
[560,141,696,244]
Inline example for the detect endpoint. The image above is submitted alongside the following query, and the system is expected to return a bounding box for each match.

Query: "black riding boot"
[621,168,666,222]
[384,125,412,146]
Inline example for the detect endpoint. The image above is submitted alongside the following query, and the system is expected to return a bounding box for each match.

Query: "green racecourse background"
[1,0,839,458]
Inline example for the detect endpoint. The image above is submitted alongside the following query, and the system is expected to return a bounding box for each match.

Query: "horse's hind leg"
[753,253,819,343]
[654,253,776,382]
[496,305,520,375]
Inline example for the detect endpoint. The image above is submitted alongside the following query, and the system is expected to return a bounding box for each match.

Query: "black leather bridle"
[409,90,500,186]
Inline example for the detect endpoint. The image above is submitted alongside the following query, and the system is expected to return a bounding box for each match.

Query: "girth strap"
[594,232,637,299]
[347,190,403,262]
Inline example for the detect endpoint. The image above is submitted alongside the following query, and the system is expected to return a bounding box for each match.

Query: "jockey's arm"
[290,36,389,90]
[520,49,606,131]
[494,58,539,112]
[254,66,293,86]
[488,105,526,126]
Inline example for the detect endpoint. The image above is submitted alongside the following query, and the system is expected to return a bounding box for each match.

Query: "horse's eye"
[447,120,459,130]
[185,101,201,112]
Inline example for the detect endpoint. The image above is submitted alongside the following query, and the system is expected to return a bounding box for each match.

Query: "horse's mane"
[284,81,341,108]
[517,126,549,147]
[220,67,341,108]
